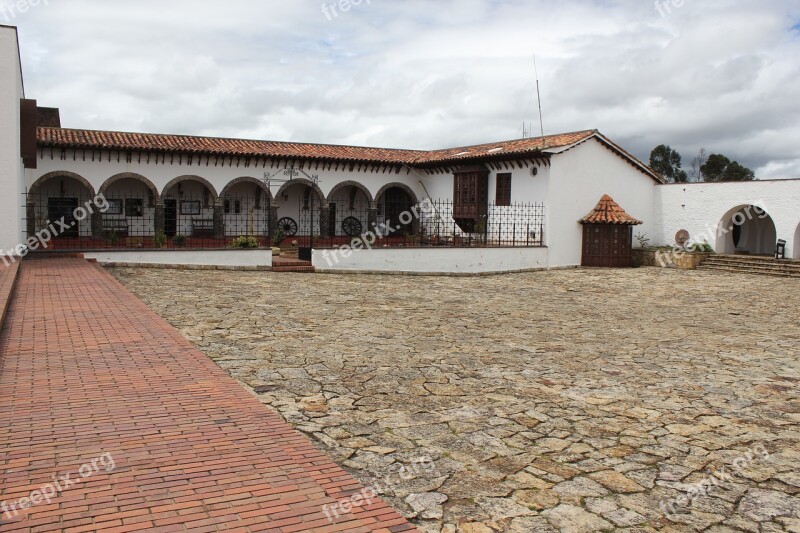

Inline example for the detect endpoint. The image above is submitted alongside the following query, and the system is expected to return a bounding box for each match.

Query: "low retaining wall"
[313,247,550,275]
[84,250,273,269]
[632,249,712,270]
[0,260,20,329]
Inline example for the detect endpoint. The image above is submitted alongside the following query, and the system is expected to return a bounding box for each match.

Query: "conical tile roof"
[580,195,643,225]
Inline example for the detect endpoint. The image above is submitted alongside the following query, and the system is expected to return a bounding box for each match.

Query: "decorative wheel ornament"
[277,217,298,237]
[342,217,363,237]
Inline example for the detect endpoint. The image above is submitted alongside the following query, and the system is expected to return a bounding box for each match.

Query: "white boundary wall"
[84,250,273,268]
[657,180,800,259]
[0,27,24,255]
[313,247,549,274]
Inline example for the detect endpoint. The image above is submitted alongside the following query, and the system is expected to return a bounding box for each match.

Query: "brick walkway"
[0,259,414,532]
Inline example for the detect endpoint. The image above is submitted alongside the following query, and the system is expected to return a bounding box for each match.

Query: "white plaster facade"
[0,26,25,256]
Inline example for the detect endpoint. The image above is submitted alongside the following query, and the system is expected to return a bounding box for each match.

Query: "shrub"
[173,234,187,248]
[154,230,167,248]
[272,229,285,247]
[229,236,260,249]
[688,242,714,253]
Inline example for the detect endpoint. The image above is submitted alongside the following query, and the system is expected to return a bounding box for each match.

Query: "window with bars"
[125,199,144,217]
[224,200,242,215]
[496,173,512,206]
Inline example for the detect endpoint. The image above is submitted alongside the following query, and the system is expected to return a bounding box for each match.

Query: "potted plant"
[173,234,187,248]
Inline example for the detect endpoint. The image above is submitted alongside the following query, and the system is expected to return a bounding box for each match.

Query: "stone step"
[707,255,800,265]
[697,265,800,279]
[272,266,316,273]
[702,260,800,273]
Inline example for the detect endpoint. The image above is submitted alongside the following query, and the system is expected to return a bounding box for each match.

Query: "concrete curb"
[99,262,272,272]
[314,265,579,277]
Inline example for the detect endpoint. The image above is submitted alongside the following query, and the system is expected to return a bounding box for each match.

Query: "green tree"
[700,154,755,182]
[650,145,688,183]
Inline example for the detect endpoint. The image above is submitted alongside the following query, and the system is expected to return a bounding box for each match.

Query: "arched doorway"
[715,205,777,256]
[793,223,800,260]
[99,174,159,244]
[327,181,373,239]
[274,179,326,243]
[376,184,418,236]
[220,178,271,240]
[161,176,220,240]
[28,172,98,244]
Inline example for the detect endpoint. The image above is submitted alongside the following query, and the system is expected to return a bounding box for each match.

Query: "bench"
[191,219,215,238]
[102,218,129,237]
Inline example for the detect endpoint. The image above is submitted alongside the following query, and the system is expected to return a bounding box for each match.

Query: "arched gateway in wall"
[715,205,777,256]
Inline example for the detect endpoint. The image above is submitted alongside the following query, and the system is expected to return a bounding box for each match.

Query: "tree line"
[649,145,755,183]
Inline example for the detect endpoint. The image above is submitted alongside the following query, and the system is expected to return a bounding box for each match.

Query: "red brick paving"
[0,259,415,532]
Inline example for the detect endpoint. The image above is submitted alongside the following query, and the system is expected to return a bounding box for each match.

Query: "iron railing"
[22,192,546,251]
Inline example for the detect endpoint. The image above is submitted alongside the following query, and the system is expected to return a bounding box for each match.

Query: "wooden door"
[582,224,633,267]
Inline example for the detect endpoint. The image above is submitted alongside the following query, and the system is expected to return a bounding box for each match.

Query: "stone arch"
[162,175,219,201]
[99,173,160,201]
[220,176,273,199]
[29,171,96,197]
[714,204,777,256]
[376,182,419,204]
[275,178,325,203]
[327,180,373,204]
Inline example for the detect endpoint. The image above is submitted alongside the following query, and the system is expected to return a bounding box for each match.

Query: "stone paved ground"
[111,267,800,533]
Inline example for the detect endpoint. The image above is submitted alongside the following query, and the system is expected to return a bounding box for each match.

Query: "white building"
[2,26,799,272]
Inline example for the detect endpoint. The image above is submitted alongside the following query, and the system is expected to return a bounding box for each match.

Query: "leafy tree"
[650,145,688,183]
[700,154,755,182]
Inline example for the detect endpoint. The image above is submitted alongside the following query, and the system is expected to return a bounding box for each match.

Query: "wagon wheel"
[342,217,363,237]
[277,217,298,237]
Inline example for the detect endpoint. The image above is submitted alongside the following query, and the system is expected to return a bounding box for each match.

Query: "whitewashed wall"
[84,249,272,268]
[30,153,428,207]
[548,138,658,267]
[0,27,24,255]
[313,247,549,274]
[657,180,800,259]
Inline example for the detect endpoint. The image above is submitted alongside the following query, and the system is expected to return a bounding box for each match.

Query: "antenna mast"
[533,53,545,142]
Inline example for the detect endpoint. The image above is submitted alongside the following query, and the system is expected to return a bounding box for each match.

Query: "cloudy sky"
[8,0,800,178]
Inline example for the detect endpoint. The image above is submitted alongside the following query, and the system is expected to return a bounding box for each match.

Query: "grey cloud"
[11,0,800,178]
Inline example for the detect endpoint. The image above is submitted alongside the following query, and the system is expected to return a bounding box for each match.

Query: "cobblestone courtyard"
[111,267,800,533]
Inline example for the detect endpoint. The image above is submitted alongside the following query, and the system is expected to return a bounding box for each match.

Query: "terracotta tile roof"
[580,195,643,225]
[36,127,426,165]
[36,127,597,166]
[417,130,597,164]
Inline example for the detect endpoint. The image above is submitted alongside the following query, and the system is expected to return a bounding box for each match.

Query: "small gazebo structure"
[580,195,643,268]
